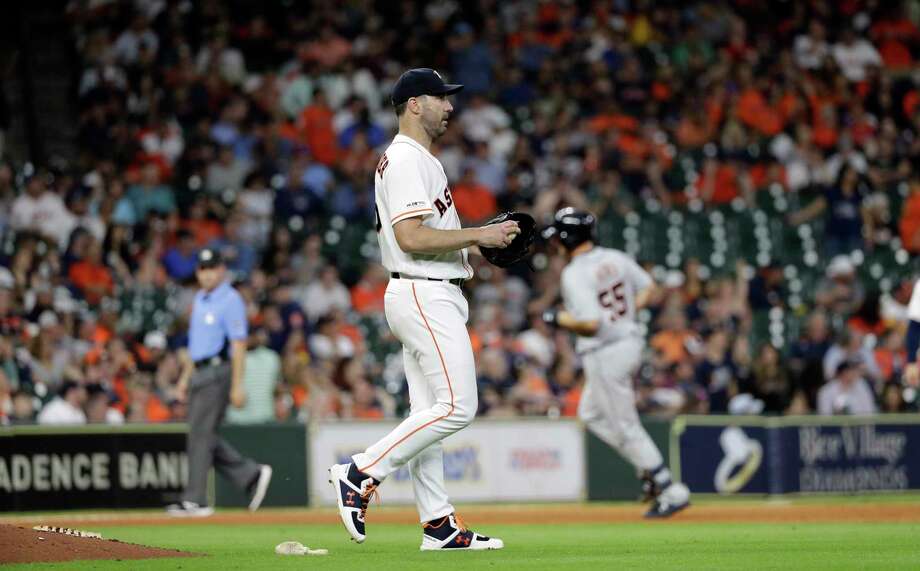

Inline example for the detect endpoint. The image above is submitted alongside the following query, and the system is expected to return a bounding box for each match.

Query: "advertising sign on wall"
[309,420,584,505]
[675,422,771,495]
[673,416,920,495]
[0,427,187,511]
[793,423,919,493]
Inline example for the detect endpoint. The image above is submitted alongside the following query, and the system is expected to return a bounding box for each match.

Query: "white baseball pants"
[351,278,477,522]
[579,337,663,471]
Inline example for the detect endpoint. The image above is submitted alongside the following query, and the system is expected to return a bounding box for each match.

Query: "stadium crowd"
[2,0,920,426]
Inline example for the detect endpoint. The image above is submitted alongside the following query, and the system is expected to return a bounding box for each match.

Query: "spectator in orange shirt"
[180,194,224,247]
[124,373,171,423]
[737,81,783,136]
[511,363,553,416]
[588,100,639,134]
[68,238,114,306]
[549,359,581,417]
[297,90,339,165]
[847,292,886,338]
[301,26,351,70]
[452,168,497,224]
[350,380,385,419]
[873,328,906,384]
[696,158,753,205]
[899,177,920,253]
[650,309,698,366]
[675,107,712,150]
[350,265,388,315]
[870,6,918,69]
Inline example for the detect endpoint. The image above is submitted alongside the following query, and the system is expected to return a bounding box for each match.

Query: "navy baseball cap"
[391,68,463,106]
[197,248,223,269]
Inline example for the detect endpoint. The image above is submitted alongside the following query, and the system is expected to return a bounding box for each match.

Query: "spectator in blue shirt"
[161,230,199,283]
[126,163,177,222]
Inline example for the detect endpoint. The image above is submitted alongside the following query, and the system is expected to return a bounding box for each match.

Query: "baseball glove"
[478,211,536,268]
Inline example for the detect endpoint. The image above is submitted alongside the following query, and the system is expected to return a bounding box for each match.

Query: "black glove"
[542,308,558,327]
[479,211,536,268]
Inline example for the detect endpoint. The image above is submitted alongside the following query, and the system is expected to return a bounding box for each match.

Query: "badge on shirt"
[205,312,216,325]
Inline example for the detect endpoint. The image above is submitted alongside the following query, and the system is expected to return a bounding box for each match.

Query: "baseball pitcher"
[542,207,690,517]
[904,277,920,387]
[328,68,521,551]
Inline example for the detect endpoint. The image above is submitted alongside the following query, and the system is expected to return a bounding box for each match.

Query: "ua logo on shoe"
[345,491,356,506]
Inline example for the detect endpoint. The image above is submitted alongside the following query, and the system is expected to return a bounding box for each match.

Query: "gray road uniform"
[561,246,664,471]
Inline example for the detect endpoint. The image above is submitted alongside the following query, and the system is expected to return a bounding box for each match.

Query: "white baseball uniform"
[351,134,476,523]
[908,279,920,323]
[561,247,664,471]
[907,278,920,364]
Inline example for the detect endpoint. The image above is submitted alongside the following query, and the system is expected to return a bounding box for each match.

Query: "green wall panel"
[586,418,671,501]
[215,423,308,507]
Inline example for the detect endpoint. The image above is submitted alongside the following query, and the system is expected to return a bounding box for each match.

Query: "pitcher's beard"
[425,118,449,140]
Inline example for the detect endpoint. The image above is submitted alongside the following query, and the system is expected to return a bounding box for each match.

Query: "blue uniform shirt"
[188,281,248,361]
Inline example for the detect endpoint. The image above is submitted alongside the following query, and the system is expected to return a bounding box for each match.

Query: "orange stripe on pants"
[357,283,454,472]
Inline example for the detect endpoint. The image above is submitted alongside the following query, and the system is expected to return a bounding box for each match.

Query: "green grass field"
[6,498,920,570]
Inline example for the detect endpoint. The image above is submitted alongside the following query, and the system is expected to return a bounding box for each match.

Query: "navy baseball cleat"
[644,483,691,518]
[420,513,504,551]
[328,463,379,543]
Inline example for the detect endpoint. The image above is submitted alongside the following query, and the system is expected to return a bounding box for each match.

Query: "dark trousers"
[183,362,259,505]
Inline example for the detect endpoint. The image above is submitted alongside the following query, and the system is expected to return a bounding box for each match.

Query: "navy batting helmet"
[541,207,596,250]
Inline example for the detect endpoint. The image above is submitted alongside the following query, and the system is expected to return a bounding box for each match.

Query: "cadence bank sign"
[0,452,187,493]
[0,430,188,511]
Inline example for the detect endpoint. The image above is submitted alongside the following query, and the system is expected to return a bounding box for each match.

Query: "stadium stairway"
[3,0,77,164]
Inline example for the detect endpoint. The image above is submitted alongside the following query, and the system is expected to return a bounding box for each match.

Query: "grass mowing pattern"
[6,521,920,570]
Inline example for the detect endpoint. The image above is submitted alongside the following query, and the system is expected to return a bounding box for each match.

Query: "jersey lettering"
[376,153,389,177]
[374,134,468,280]
[433,187,453,216]
[598,282,627,321]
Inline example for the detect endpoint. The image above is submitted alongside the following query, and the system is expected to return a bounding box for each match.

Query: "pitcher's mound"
[0,524,198,564]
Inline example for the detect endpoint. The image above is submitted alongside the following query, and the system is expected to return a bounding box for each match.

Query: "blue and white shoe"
[328,463,379,543]
[420,513,504,551]
[644,483,690,518]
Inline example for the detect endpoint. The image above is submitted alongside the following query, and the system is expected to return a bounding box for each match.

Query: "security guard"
[167,248,272,517]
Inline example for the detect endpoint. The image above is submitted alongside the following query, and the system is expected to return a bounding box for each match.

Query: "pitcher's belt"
[390,272,464,287]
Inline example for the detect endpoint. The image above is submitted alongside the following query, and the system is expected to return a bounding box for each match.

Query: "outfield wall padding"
[585,418,671,501]
[5,414,920,511]
[308,419,585,505]
[215,423,308,508]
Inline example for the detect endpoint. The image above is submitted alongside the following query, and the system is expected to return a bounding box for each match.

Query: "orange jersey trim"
[391,207,433,223]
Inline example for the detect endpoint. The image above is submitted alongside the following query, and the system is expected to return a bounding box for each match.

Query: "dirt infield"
[2,501,918,529]
[0,524,198,564]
